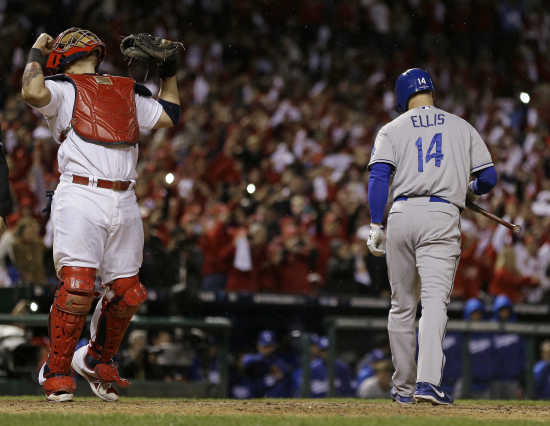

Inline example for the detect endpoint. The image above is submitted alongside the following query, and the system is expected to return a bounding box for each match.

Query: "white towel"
[234,236,252,271]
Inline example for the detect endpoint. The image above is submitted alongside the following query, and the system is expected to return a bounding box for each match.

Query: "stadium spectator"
[534,340,550,399]
[517,233,550,303]
[325,239,356,293]
[292,335,353,398]
[226,223,268,293]
[452,228,483,300]
[120,330,148,380]
[259,239,284,292]
[441,332,463,397]
[278,222,319,294]
[199,203,233,291]
[0,217,16,286]
[355,348,389,395]
[488,246,539,303]
[165,216,204,295]
[140,220,170,289]
[188,331,221,386]
[239,330,292,398]
[11,216,46,284]
[489,295,525,399]
[146,330,204,382]
[357,359,393,399]
[454,298,493,399]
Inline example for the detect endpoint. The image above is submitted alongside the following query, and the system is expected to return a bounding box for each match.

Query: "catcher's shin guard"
[43,267,95,393]
[88,275,146,363]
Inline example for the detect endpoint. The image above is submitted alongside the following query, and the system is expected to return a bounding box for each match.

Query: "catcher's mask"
[46,27,106,74]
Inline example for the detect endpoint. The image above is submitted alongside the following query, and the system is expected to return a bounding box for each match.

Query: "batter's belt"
[394,195,449,203]
[70,174,133,191]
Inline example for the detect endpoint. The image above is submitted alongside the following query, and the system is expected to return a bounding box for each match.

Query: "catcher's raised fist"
[32,33,54,55]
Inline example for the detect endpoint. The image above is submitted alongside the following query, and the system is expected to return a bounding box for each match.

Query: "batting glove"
[367,223,386,257]
[466,180,479,204]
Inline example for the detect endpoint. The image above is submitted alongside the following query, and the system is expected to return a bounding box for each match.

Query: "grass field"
[1,397,549,425]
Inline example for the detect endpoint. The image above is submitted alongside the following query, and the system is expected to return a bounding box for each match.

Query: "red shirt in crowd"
[278,251,312,294]
[226,243,268,293]
[199,222,234,277]
[488,267,538,303]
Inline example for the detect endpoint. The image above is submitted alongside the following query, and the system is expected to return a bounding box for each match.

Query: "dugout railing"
[194,290,550,318]
[0,314,232,397]
[2,287,549,320]
[322,316,550,399]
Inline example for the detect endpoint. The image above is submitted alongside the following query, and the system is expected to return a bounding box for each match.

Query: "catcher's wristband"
[27,48,46,68]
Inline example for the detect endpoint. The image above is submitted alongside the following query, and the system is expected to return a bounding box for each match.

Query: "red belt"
[72,175,132,191]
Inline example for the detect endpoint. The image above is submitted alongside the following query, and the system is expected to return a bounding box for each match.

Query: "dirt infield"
[1,399,549,421]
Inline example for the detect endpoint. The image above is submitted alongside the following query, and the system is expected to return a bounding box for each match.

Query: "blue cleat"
[414,382,454,405]
[391,389,415,405]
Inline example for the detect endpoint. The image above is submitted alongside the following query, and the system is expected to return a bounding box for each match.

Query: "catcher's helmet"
[46,27,106,74]
[395,68,434,113]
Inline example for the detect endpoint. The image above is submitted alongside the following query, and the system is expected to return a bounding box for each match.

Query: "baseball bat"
[465,199,521,233]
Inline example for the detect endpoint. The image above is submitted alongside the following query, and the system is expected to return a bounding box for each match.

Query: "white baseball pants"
[51,175,143,285]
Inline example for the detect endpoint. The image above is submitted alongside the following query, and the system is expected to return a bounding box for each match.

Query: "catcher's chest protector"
[51,74,140,145]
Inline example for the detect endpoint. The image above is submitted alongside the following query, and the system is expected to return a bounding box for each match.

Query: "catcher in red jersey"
[21,28,182,402]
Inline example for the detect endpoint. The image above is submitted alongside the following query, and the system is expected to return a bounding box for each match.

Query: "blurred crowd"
[1,0,550,302]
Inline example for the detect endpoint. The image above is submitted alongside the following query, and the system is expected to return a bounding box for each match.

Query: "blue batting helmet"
[492,294,516,321]
[395,68,435,113]
[464,298,485,320]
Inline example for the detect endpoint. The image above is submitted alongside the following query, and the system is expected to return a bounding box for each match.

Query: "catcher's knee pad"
[108,275,147,318]
[56,266,96,314]
[47,267,96,375]
[89,275,146,363]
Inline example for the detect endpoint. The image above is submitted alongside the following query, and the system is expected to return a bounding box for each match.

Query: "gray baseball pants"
[386,198,461,397]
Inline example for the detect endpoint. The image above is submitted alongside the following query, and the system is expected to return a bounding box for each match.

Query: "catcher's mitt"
[120,33,184,79]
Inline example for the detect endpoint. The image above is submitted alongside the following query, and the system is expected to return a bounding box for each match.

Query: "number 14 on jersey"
[416,133,443,172]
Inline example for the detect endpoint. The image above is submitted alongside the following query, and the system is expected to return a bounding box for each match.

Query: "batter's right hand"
[466,180,480,203]
[367,223,386,257]
[32,33,54,56]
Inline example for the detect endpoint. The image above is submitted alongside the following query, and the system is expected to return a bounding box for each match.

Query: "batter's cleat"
[38,363,75,402]
[414,382,454,405]
[71,345,123,402]
[391,389,415,405]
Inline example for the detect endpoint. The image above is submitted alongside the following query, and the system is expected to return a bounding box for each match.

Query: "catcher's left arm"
[120,33,184,128]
